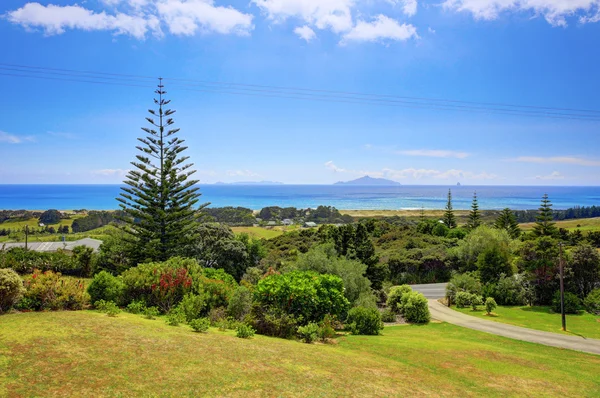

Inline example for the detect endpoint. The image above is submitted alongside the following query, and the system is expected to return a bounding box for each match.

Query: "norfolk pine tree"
[466,191,481,230]
[117,80,202,262]
[494,208,521,239]
[532,194,558,238]
[443,189,457,229]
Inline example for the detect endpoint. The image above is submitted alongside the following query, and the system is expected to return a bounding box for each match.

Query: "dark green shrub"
[104,301,121,317]
[455,291,472,308]
[446,272,481,303]
[236,324,255,339]
[0,268,25,313]
[190,317,210,333]
[297,322,319,343]
[317,315,337,342]
[0,248,81,276]
[249,304,299,338]
[552,291,581,314]
[126,300,146,314]
[177,293,206,323]
[381,308,396,322]
[432,223,449,237]
[346,306,383,335]
[87,271,124,305]
[402,292,430,324]
[584,289,600,315]
[208,307,227,326]
[144,306,159,320]
[386,285,412,314]
[94,299,110,311]
[492,273,530,306]
[166,309,185,326]
[485,297,497,314]
[227,286,253,320]
[470,294,483,311]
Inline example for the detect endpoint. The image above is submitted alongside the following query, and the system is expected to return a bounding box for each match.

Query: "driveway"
[410,283,447,299]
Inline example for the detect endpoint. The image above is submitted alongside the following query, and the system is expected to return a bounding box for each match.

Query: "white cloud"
[512,156,600,166]
[92,168,130,176]
[428,26,436,33]
[535,171,564,180]
[325,162,498,180]
[325,161,347,173]
[401,0,418,17]
[226,169,261,177]
[396,149,469,158]
[443,0,600,27]
[0,131,34,144]
[294,25,316,41]
[341,15,418,43]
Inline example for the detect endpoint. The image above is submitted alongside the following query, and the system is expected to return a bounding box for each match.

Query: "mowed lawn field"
[519,217,600,232]
[453,305,600,339]
[1,312,600,397]
[231,226,300,239]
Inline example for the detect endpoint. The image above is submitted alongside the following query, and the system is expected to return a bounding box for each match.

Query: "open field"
[0,216,81,229]
[453,305,600,339]
[0,225,117,244]
[341,209,500,223]
[1,311,600,397]
[231,225,300,239]
[520,217,600,232]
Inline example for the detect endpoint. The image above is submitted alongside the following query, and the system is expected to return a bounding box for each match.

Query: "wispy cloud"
[226,169,261,177]
[396,149,469,159]
[341,15,418,44]
[92,168,129,176]
[324,161,347,173]
[535,171,565,180]
[0,131,35,144]
[324,162,498,181]
[511,156,600,167]
[294,25,316,42]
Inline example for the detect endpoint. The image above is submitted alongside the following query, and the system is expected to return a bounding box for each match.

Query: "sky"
[1,0,600,186]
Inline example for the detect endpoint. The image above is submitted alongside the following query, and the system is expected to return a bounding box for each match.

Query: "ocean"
[0,184,599,211]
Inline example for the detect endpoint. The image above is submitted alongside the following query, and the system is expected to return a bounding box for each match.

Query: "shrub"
[485,297,497,315]
[455,291,472,308]
[381,308,396,323]
[317,315,337,341]
[552,291,581,314]
[236,324,255,339]
[177,293,206,323]
[94,299,110,311]
[584,289,600,315]
[346,306,383,335]
[432,223,449,237]
[144,306,159,320]
[297,322,319,343]
[166,308,185,326]
[386,285,412,314]
[190,317,210,333]
[446,272,481,304]
[249,304,300,338]
[0,268,25,313]
[0,248,81,276]
[401,292,430,324]
[104,301,121,317]
[208,307,228,326]
[126,300,146,314]
[491,273,527,306]
[227,286,253,320]
[87,271,124,305]
[20,270,89,311]
[470,294,483,311]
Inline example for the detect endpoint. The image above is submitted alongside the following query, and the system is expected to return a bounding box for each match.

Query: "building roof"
[1,238,103,253]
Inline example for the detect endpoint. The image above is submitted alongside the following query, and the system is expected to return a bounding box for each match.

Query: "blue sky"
[1,0,600,185]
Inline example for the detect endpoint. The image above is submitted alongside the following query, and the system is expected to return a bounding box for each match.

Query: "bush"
[0,248,81,276]
[227,286,253,320]
[190,317,210,333]
[317,315,337,342]
[485,297,497,315]
[249,305,299,338]
[208,307,228,326]
[446,272,481,304]
[432,223,449,237]
[346,307,383,335]
[166,308,185,326]
[0,268,25,313]
[20,270,89,311]
[177,293,206,323]
[87,271,124,305]
[103,301,121,317]
[297,322,319,343]
[381,308,396,322]
[144,306,159,320]
[552,291,581,314]
[584,289,600,315]
[126,300,146,314]
[236,324,255,339]
[401,292,430,324]
[470,294,483,311]
[491,273,527,306]
[455,291,472,308]
[386,285,412,314]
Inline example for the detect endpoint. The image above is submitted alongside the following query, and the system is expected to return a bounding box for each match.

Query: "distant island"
[334,176,401,186]
[213,181,284,185]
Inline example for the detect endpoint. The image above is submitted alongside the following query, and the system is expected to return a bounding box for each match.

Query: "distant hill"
[334,176,401,186]
[213,181,284,185]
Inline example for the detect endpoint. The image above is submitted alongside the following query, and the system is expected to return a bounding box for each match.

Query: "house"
[266,221,277,227]
[304,222,317,228]
[282,219,294,226]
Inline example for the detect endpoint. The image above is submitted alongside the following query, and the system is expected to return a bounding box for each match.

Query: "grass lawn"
[1,312,600,397]
[453,305,600,340]
[520,217,600,232]
[341,209,499,224]
[231,226,298,239]
[0,224,117,244]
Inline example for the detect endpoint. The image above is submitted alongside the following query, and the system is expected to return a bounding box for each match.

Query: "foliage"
[117,82,202,263]
[485,297,497,315]
[203,207,256,226]
[386,285,412,314]
[466,191,481,230]
[39,209,62,225]
[0,268,25,313]
[19,270,89,311]
[99,300,121,317]
[95,231,135,274]
[297,322,319,343]
[254,271,349,325]
[227,286,253,320]
[346,306,384,335]
[189,317,210,333]
[0,247,83,276]
[317,314,338,341]
[71,211,124,233]
[532,194,558,238]
[249,305,300,338]
[192,223,249,281]
[494,208,521,239]
[166,308,186,326]
[354,291,379,309]
[455,291,472,308]
[144,306,159,319]
[152,267,193,314]
[235,324,256,339]
[126,300,146,314]
[567,244,600,299]
[446,272,481,303]
[401,292,431,324]
[517,237,559,305]
[491,273,528,306]
[451,226,513,273]
[177,293,206,322]
[583,289,600,315]
[552,291,581,314]
[432,223,449,237]
[381,308,397,322]
[470,294,483,311]
[443,189,457,229]
[477,245,513,284]
[87,271,124,305]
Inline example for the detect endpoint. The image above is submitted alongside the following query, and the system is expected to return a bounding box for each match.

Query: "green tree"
[443,189,457,229]
[451,226,513,273]
[567,244,600,299]
[39,209,62,225]
[466,191,481,230]
[494,208,521,239]
[477,246,512,284]
[117,81,202,262]
[532,194,557,238]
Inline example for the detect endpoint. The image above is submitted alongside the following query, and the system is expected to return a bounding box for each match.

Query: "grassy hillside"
[341,209,500,224]
[520,217,600,232]
[231,225,299,239]
[1,311,599,397]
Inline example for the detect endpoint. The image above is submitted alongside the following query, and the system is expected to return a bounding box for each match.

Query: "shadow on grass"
[520,306,585,317]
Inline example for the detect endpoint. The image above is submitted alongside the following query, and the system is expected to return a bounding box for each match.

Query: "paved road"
[411,283,447,299]
[428,299,600,356]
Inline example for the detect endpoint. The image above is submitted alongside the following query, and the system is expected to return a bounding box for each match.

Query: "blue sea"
[0,184,599,211]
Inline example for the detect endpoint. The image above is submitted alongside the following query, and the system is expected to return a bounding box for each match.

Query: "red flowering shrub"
[151,268,192,313]
[19,270,89,311]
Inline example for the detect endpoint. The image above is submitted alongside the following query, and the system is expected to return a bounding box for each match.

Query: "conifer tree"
[532,194,558,238]
[494,208,521,239]
[117,80,202,262]
[466,191,481,230]
[443,189,457,229]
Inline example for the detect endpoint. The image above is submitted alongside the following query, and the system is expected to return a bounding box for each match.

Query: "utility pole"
[25,225,29,250]
[559,242,566,331]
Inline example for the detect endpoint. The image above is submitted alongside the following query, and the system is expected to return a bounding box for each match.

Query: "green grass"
[1,311,600,397]
[454,305,600,339]
[520,217,600,232]
[0,224,116,244]
[231,226,298,239]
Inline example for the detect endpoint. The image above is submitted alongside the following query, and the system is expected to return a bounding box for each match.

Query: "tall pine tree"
[466,191,481,230]
[532,193,557,238]
[494,208,521,239]
[117,80,202,262]
[443,189,457,229]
